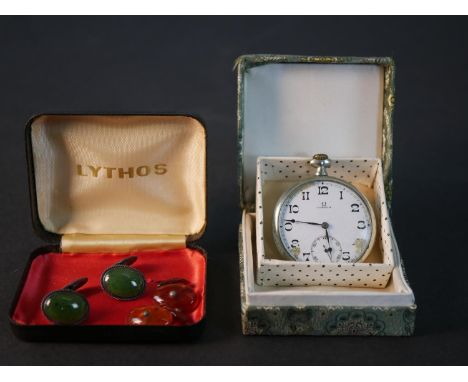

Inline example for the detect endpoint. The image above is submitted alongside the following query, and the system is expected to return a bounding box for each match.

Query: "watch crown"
[312,153,329,161]
[310,153,331,176]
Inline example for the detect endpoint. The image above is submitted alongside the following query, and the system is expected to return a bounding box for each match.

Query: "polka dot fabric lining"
[255,157,395,289]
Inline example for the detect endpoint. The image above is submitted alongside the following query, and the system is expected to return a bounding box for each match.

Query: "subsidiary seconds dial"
[273,154,376,263]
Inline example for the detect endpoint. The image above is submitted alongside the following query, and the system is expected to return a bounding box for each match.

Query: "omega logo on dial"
[273,154,376,263]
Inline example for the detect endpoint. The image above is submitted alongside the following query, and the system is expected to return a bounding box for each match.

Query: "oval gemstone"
[101,266,146,300]
[128,305,173,326]
[42,290,89,325]
[153,279,200,316]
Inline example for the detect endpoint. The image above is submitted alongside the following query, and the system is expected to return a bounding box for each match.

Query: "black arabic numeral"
[302,191,310,200]
[318,186,329,195]
[357,220,366,229]
[284,222,293,231]
[288,204,299,214]
[351,203,360,213]
[291,239,299,248]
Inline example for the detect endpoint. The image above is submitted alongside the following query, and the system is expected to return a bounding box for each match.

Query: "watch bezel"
[272,176,377,263]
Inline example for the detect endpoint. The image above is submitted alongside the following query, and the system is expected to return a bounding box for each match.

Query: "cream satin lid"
[29,115,206,240]
[237,55,395,209]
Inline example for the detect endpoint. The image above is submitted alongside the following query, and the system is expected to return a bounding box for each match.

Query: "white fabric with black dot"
[256,156,395,289]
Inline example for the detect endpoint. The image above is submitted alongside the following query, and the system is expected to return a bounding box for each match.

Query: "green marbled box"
[236,54,416,336]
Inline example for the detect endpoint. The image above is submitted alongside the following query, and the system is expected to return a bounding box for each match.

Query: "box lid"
[236,55,395,211]
[27,114,206,246]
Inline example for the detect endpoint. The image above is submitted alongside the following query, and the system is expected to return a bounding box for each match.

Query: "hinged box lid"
[26,114,206,248]
[236,55,395,211]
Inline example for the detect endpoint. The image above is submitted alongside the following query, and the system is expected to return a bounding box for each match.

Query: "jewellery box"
[237,55,417,336]
[10,114,207,341]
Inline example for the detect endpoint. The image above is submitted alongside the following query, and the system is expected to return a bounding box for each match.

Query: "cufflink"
[101,256,146,300]
[127,305,174,326]
[152,278,200,323]
[41,278,89,325]
[127,278,201,326]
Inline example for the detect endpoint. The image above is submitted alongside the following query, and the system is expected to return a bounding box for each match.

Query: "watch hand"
[322,222,333,261]
[284,219,322,226]
[325,228,331,246]
[322,243,333,261]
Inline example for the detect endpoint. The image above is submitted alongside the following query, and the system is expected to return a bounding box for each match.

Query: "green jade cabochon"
[42,290,89,325]
[101,265,146,300]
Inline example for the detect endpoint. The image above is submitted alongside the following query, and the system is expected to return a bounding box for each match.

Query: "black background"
[0,16,467,365]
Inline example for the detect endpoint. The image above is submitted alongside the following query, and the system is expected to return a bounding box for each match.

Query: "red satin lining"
[12,248,206,326]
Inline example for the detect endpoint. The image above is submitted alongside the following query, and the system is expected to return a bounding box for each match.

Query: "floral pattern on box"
[241,304,416,336]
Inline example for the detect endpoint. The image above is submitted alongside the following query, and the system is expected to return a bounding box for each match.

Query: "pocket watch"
[273,154,376,263]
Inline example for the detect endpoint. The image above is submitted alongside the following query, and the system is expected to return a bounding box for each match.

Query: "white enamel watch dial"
[273,154,376,263]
